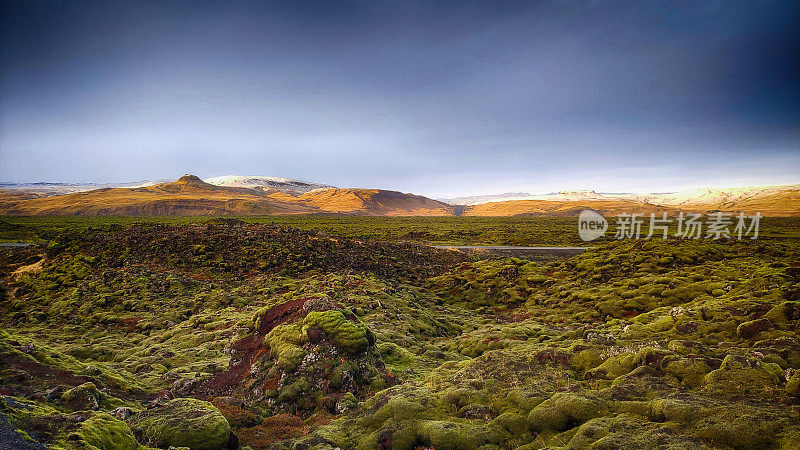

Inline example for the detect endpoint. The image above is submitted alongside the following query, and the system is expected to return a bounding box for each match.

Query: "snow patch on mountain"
[442,190,629,205]
[440,185,800,206]
[641,184,800,206]
[203,175,333,194]
[0,181,164,196]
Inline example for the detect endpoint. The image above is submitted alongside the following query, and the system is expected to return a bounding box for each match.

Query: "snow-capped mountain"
[438,193,534,205]
[0,181,164,196]
[641,184,800,207]
[203,176,333,194]
[439,185,800,207]
[441,190,624,205]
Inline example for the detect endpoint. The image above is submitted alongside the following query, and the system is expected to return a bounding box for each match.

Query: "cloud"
[1,1,798,194]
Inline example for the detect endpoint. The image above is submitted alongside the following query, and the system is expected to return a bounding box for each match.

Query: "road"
[432,245,588,251]
[432,245,588,260]
[0,242,35,247]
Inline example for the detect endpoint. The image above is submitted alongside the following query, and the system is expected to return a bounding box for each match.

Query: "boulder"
[133,398,234,450]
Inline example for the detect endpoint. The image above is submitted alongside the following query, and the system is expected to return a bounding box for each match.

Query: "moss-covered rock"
[663,357,712,387]
[693,407,784,449]
[587,353,638,380]
[763,301,800,326]
[70,412,140,450]
[261,307,375,373]
[527,392,605,432]
[335,392,358,414]
[61,382,104,411]
[647,398,707,424]
[703,355,783,398]
[357,395,428,430]
[736,318,773,339]
[415,420,494,450]
[3,218,800,449]
[133,398,232,450]
[303,310,372,354]
[566,413,704,449]
[570,349,603,372]
[490,412,529,436]
[263,323,307,370]
[786,370,800,397]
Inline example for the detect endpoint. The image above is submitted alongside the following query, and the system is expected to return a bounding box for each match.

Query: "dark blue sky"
[1,0,798,196]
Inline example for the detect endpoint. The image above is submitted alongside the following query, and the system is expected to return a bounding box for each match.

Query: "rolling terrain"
[0,175,455,217]
[461,185,800,217]
[203,176,333,194]
[0,218,798,448]
[1,176,798,216]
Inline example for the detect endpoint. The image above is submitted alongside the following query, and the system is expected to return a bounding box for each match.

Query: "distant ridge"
[0,176,797,216]
[438,192,533,205]
[0,180,165,196]
[462,184,800,216]
[204,175,332,194]
[0,175,454,216]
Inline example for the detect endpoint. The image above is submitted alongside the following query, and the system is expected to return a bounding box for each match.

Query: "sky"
[1,0,798,197]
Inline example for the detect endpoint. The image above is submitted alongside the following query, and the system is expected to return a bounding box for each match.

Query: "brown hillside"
[0,175,314,216]
[464,191,800,217]
[0,176,796,216]
[0,187,316,216]
[298,188,455,215]
[666,189,800,216]
[0,176,454,216]
[463,199,667,217]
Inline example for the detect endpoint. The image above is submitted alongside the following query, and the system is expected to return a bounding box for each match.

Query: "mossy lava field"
[1,217,799,449]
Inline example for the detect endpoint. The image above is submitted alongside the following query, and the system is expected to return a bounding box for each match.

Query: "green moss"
[71,412,140,450]
[736,318,774,339]
[588,353,638,380]
[570,349,603,372]
[647,398,706,423]
[276,377,311,404]
[694,408,784,449]
[378,341,415,373]
[61,382,104,411]
[640,315,675,333]
[0,330,145,396]
[786,370,800,396]
[261,309,374,373]
[666,340,695,355]
[3,218,800,449]
[357,395,427,430]
[777,426,800,449]
[764,301,799,326]
[565,414,701,449]
[527,393,605,432]
[133,398,231,450]
[703,355,783,398]
[303,310,372,354]
[490,412,529,436]
[663,357,712,387]
[502,389,543,412]
[263,322,307,370]
[613,400,651,418]
[336,392,358,413]
[416,420,494,450]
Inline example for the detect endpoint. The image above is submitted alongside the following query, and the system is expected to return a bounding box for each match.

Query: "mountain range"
[0,175,798,216]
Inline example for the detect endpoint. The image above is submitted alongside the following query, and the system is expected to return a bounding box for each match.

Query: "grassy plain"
[3,215,799,246]
[0,216,798,449]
